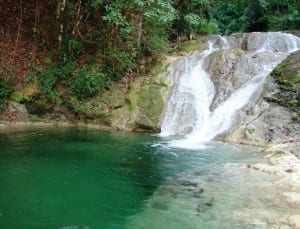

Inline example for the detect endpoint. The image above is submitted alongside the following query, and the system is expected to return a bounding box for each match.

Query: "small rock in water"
[196,198,214,213]
[204,201,213,206]
[58,226,90,229]
[151,200,169,211]
[192,188,204,198]
[179,180,198,187]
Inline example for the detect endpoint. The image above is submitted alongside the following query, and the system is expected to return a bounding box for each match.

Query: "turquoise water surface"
[0,128,272,229]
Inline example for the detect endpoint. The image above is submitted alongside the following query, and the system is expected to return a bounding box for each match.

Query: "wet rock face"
[203,49,284,110]
[226,50,300,147]
[202,33,299,113]
[204,49,244,109]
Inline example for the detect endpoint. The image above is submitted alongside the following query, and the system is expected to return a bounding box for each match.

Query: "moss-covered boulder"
[110,68,172,132]
[10,82,40,103]
[100,85,125,109]
[68,96,109,124]
[177,39,205,53]
[271,50,300,118]
[135,85,166,131]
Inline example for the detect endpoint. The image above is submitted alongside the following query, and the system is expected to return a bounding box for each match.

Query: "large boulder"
[111,72,171,132]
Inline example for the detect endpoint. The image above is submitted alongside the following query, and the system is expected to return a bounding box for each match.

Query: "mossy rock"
[135,85,165,130]
[111,78,169,131]
[177,40,205,53]
[111,106,133,130]
[66,96,109,124]
[100,85,125,109]
[271,50,300,117]
[74,99,109,119]
[10,82,40,103]
[86,101,109,119]
[109,52,178,131]
[146,58,166,76]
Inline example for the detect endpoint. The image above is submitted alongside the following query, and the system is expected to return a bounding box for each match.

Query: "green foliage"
[10,83,40,103]
[42,58,52,66]
[34,59,109,102]
[33,62,75,100]
[34,61,73,99]
[69,67,108,98]
[177,40,205,52]
[212,0,300,34]
[104,48,137,79]
[60,39,84,63]
[37,69,58,99]
[0,68,12,110]
[198,19,219,34]
[140,0,176,53]
[172,0,219,39]
[26,75,35,83]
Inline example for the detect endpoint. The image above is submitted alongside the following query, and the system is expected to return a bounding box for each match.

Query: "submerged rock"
[58,226,90,229]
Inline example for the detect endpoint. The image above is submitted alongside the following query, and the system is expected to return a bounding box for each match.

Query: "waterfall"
[160,45,215,137]
[160,32,300,147]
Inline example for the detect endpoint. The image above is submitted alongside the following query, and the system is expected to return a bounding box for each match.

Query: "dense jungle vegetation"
[0,0,299,113]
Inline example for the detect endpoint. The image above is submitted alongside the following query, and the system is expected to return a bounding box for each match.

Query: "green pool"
[0,128,275,228]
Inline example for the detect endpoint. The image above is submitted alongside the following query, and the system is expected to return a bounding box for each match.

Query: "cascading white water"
[257,32,299,52]
[160,32,300,148]
[160,44,216,137]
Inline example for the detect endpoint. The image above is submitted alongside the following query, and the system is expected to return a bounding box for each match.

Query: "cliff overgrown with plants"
[0,0,299,120]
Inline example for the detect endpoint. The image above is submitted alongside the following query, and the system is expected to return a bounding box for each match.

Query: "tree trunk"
[137,16,143,53]
[57,0,66,50]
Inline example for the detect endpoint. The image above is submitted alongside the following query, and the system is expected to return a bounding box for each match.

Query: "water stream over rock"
[160,32,300,147]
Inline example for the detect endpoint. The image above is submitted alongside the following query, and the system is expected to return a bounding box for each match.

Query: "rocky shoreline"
[242,143,300,228]
[0,120,115,134]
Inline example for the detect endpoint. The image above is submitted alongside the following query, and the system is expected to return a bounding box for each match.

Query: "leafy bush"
[62,39,83,61]
[103,48,137,79]
[35,62,75,99]
[68,67,108,98]
[0,68,12,110]
[212,0,300,34]
[36,66,59,99]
